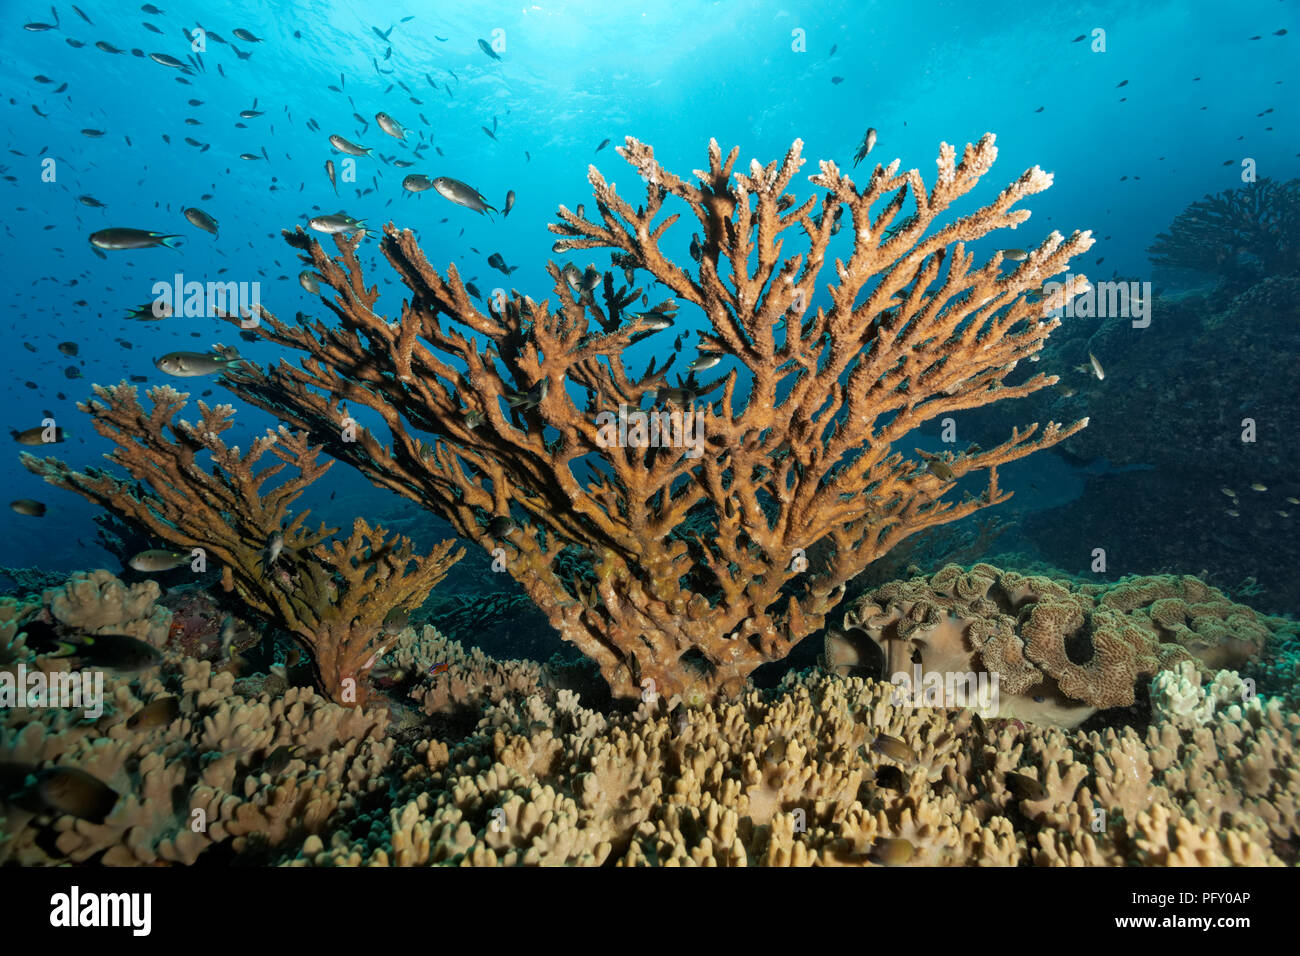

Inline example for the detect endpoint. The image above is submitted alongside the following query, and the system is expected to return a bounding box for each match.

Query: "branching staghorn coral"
[20,383,462,706]
[221,134,1093,704]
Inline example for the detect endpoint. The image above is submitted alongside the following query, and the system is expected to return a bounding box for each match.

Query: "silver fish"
[375,111,405,139]
[299,271,321,293]
[149,52,189,70]
[309,211,366,234]
[1088,351,1105,380]
[432,176,496,215]
[402,173,434,192]
[328,134,371,156]
[129,548,191,572]
[852,127,877,167]
[503,189,516,216]
[263,531,285,573]
[219,615,237,658]
[154,345,242,377]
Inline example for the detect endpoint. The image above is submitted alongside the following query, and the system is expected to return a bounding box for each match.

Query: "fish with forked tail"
[433,177,497,215]
[154,344,243,376]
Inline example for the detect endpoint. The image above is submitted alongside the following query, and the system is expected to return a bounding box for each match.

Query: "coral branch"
[21,383,463,706]
[220,134,1091,704]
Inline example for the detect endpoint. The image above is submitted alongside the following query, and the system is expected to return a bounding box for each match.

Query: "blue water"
[1,0,1296,577]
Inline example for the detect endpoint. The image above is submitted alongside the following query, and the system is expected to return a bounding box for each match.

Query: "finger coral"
[220,134,1093,704]
[0,573,393,865]
[20,383,463,705]
[288,667,1298,867]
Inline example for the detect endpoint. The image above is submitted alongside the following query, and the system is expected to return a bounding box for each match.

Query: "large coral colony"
[3,137,1297,866]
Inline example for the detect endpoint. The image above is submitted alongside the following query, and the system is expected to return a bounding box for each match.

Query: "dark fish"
[89,227,181,250]
[262,745,301,776]
[10,499,46,517]
[126,696,180,731]
[478,38,501,60]
[58,634,163,671]
[670,703,688,736]
[867,838,914,866]
[1005,771,1048,801]
[503,189,515,216]
[182,206,219,236]
[57,341,79,356]
[95,41,124,53]
[595,138,610,152]
[831,76,844,84]
[149,52,189,70]
[487,515,517,537]
[31,767,119,823]
[12,426,68,445]
[232,28,262,42]
[382,607,410,633]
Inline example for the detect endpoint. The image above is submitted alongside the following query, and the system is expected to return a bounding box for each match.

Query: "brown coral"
[0,573,392,865]
[22,384,463,706]
[218,134,1094,705]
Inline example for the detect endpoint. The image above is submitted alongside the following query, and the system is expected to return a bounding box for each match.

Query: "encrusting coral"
[831,562,1272,727]
[20,383,463,706]
[219,133,1094,704]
